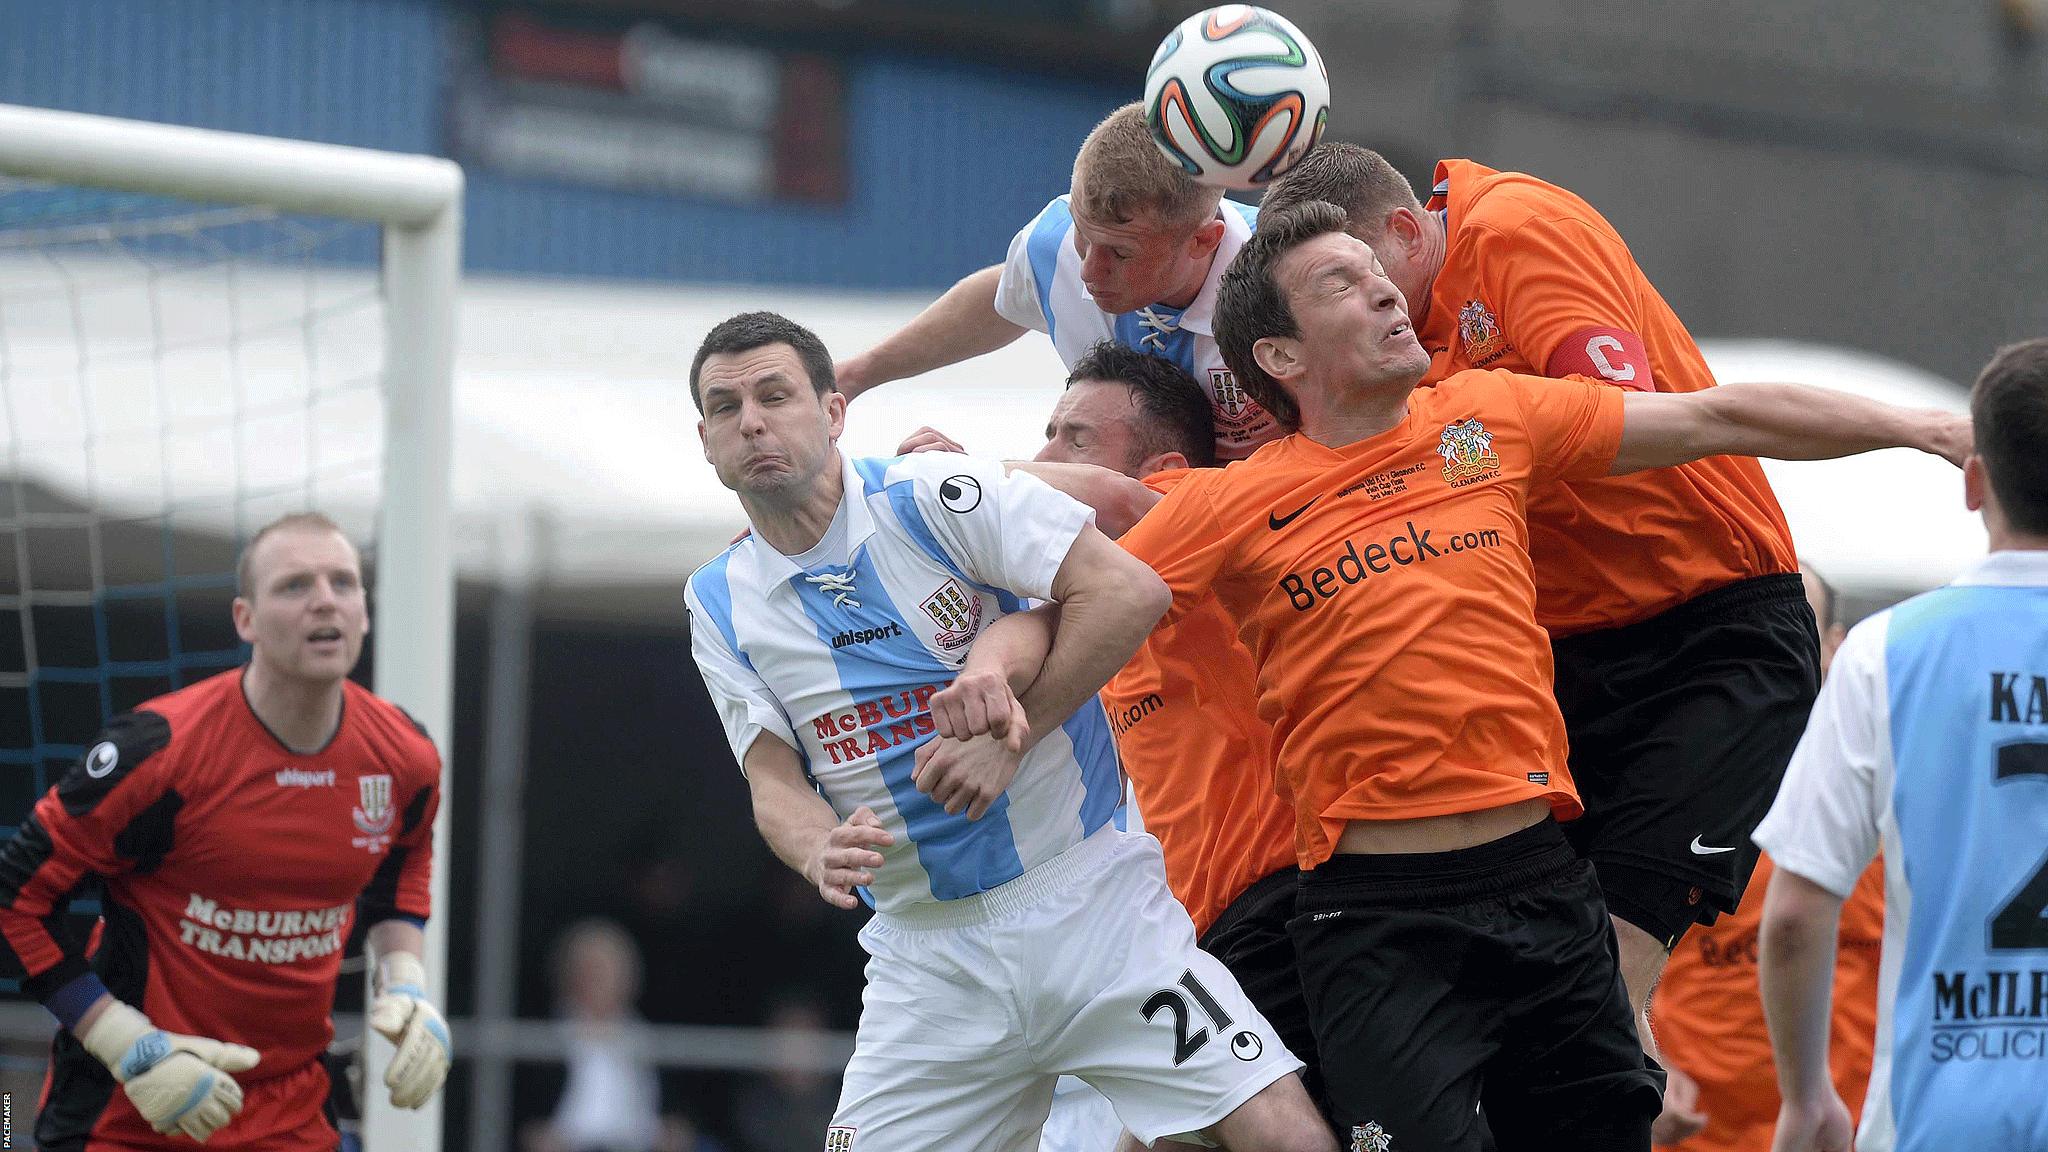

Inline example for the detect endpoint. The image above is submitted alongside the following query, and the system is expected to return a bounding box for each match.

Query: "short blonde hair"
[1071,103,1224,233]
[235,512,352,598]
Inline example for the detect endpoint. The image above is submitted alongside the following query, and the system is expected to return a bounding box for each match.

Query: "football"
[1143,5,1329,190]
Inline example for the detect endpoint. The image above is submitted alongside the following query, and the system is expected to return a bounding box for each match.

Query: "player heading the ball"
[836,103,1280,461]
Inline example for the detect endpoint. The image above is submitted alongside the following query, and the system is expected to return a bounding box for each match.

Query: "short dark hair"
[689,311,835,409]
[1213,200,1352,431]
[1260,142,1420,238]
[237,511,352,598]
[1973,338,2048,535]
[1066,341,1217,469]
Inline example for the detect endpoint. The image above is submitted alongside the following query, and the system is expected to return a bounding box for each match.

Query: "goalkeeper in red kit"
[0,513,452,1150]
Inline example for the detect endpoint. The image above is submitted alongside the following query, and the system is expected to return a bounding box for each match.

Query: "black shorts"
[1551,573,1821,947]
[1198,866,1321,1109]
[1290,819,1662,1152]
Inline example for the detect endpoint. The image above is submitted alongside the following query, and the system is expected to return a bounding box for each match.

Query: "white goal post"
[0,103,461,1152]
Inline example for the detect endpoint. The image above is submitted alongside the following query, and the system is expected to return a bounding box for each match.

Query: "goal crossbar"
[0,104,461,226]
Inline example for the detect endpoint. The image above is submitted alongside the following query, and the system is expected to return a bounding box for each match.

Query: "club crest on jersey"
[824,1127,856,1152]
[1438,418,1501,485]
[353,774,394,836]
[1351,1122,1393,1152]
[1210,369,1250,418]
[920,579,982,650]
[1457,299,1506,364]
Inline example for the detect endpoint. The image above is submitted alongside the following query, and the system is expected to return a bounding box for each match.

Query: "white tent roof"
[1701,339,1982,593]
[4,265,1981,596]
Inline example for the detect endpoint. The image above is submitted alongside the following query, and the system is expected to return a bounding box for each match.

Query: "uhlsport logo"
[920,579,982,650]
[937,475,981,514]
[1457,299,1505,363]
[84,741,120,779]
[353,774,394,836]
[1437,418,1501,485]
[275,767,337,789]
[832,622,904,650]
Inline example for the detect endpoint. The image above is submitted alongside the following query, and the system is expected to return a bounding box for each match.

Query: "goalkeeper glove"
[79,999,260,1142]
[368,951,451,1109]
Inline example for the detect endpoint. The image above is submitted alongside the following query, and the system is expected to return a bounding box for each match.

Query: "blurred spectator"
[521,919,720,1152]
[756,872,869,1030]
[1648,564,1885,1150]
[731,994,841,1152]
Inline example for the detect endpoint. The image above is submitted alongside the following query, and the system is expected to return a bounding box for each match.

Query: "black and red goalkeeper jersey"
[0,668,439,1148]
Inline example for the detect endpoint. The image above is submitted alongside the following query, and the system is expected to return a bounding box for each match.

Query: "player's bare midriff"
[1334,797,1551,855]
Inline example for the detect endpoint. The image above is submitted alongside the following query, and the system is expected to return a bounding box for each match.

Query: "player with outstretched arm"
[836,103,1278,462]
[1264,152,1819,1142]
[944,202,1967,1151]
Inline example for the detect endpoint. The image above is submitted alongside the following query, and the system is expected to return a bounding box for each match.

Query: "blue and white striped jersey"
[993,195,1276,460]
[686,451,1123,912]
[1755,550,2048,1152]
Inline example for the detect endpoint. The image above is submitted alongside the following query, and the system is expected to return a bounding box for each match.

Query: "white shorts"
[1037,1077,1122,1152]
[828,827,1303,1151]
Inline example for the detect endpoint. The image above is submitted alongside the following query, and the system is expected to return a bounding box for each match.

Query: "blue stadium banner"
[450,7,847,204]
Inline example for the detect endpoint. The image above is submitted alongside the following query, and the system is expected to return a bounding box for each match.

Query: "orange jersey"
[1652,854,1886,1152]
[1119,371,1624,867]
[1103,538,1295,935]
[1420,159,1796,635]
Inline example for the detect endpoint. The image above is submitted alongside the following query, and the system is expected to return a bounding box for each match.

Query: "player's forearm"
[841,266,1023,396]
[367,919,427,968]
[1712,382,1962,460]
[1758,873,1847,1104]
[1617,382,1963,473]
[962,605,1059,696]
[1026,539,1170,746]
[1004,462,1161,539]
[746,753,845,885]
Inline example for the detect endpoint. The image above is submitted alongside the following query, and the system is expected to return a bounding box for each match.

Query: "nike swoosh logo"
[1689,835,1739,855]
[1268,496,1319,530]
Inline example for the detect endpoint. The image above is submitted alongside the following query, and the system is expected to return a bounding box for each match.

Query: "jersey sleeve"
[994,198,1072,334]
[1116,471,1232,623]
[1752,613,1891,899]
[896,453,1094,601]
[1141,468,1197,496]
[0,711,175,1002]
[685,571,799,770]
[356,750,441,928]
[1474,213,1656,390]
[1503,372,1627,484]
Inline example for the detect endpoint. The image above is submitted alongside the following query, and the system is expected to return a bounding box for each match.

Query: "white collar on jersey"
[1167,204,1255,338]
[741,452,878,592]
[1953,549,2048,588]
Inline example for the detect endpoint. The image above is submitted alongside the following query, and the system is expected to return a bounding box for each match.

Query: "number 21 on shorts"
[1141,968,1262,1065]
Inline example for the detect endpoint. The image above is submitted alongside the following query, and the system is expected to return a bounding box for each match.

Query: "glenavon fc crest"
[1438,418,1501,483]
[1457,299,1504,362]
[1351,1122,1392,1152]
